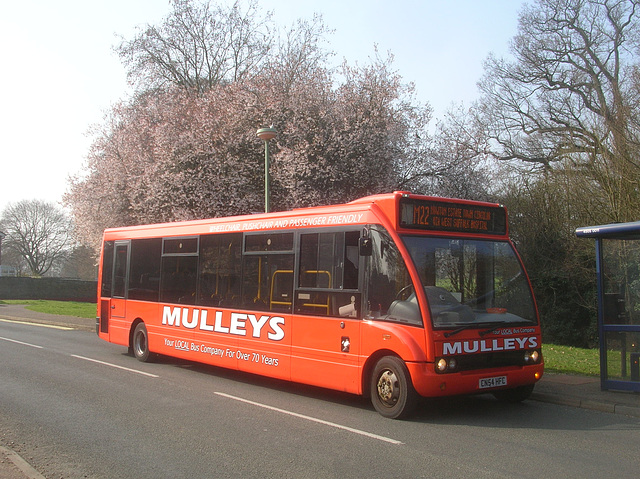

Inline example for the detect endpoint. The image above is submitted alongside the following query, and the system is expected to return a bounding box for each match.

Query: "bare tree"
[0,200,73,276]
[116,0,274,93]
[477,0,640,221]
[265,14,334,98]
[401,104,493,201]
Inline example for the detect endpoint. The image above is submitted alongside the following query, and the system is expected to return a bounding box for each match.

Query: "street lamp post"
[256,127,277,213]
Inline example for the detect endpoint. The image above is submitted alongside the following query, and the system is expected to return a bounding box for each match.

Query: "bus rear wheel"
[370,356,418,419]
[132,322,153,362]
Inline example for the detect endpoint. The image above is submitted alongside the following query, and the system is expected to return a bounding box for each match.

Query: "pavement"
[0,303,638,477]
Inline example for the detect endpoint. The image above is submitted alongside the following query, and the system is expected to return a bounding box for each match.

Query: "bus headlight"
[524,350,540,364]
[436,357,457,373]
[437,358,448,372]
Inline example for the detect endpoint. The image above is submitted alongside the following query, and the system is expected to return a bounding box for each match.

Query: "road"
[1,318,639,479]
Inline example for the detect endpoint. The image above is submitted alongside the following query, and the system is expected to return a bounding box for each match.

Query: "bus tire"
[132,322,153,363]
[492,384,535,403]
[370,356,418,419]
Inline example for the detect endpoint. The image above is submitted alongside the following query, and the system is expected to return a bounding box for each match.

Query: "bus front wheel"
[132,322,153,362]
[370,356,418,419]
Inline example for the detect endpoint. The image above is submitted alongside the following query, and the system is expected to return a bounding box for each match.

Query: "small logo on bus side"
[162,306,285,341]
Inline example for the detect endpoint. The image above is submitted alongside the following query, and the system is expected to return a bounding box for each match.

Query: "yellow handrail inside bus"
[269,270,332,314]
[270,269,293,310]
[301,270,332,288]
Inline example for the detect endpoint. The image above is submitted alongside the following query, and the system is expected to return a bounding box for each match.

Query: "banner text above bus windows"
[208,213,366,233]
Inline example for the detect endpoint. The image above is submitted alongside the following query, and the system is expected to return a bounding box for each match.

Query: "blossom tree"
[65,0,472,250]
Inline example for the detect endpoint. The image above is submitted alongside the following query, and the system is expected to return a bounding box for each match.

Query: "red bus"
[97,192,543,418]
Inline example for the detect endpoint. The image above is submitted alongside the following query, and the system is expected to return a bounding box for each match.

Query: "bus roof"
[102,192,507,240]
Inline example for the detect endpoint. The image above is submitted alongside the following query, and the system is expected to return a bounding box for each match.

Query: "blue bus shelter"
[576,221,640,392]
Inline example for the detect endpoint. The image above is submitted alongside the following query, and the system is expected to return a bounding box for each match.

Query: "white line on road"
[214,392,404,445]
[0,336,44,349]
[71,355,159,378]
[0,318,74,330]
[0,445,46,479]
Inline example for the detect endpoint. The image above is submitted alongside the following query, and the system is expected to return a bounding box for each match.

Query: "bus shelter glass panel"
[602,239,640,385]
[605,332,640,381]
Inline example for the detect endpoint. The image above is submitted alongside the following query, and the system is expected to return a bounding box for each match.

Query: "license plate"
[479,376,507,389]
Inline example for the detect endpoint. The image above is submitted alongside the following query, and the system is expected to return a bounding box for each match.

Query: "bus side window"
[161,256,198,305]
[198,233,242,307]
[366,228,421,325]
[128,238,162,301]
[296,230,361,318]
[242,255,294,312]
[270,269,294,311]
[343,231,360,289]
[112,243,129,298]
[101,241,114,298]
[160,237,199,305]
[242,233,295,313]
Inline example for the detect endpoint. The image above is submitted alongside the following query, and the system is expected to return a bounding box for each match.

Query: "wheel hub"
[377,370,399,406]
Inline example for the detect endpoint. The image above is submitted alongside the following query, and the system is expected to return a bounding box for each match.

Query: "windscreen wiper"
[479,324,503,337]
[443,324,476,338]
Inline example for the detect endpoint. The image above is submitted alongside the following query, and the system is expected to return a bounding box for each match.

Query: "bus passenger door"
[290,299,361,394]
[108,241,130,344]
[291,231,363,394]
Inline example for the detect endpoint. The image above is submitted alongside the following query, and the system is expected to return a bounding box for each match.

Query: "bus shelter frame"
[576,221,640,392]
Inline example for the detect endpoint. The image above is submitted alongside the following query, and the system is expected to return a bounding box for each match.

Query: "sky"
[0,0,526,214]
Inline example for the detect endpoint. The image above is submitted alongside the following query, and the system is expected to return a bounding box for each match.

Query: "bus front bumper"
[407,362,544,398]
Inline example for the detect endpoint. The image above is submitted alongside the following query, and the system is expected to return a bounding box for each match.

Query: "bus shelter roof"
[575,221,640,239]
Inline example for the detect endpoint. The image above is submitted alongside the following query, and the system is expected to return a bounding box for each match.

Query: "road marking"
[0,445,46,479]
[214,392,403,445]
[71,355,159,378]
[0,336,44,349]
[0,318,74,330]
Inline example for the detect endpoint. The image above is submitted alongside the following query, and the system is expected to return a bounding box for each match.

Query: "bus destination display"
[400,198,506,235]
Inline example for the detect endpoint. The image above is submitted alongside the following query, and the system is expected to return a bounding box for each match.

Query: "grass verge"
[542,344,599,376]
[0,300,96,319]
